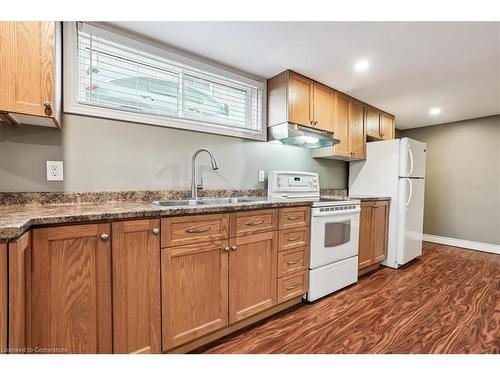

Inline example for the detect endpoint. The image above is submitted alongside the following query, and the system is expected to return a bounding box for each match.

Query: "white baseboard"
[423,234,500,255]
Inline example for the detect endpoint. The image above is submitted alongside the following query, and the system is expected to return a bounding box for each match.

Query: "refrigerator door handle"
[405,178,413,209]
[408,147,414,177]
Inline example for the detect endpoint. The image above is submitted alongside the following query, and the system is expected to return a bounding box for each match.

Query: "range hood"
[268,123,340,149]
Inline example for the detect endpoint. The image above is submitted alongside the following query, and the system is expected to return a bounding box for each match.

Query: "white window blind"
[66,22,265,140]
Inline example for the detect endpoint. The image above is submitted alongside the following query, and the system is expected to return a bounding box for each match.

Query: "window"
[64,22,265,140]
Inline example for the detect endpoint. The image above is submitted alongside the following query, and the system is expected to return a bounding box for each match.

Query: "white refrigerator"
[349,138,427,269]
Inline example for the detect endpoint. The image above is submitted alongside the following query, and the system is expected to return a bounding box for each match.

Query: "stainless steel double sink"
[151,197,263,207]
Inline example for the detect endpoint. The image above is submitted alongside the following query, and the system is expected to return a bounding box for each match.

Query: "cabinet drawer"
[277,270,308,303]
[230,209,278,237]
[161,214,229,247]
[279,206,310,229]
[278,226,309,251]
[278,247,309,277]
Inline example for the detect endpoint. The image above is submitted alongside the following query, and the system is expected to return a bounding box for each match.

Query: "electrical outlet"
[258,170,265,182]
[46,161,64,181]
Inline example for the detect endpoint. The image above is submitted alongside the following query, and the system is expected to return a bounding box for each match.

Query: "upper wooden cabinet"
[0,22,61,128]
[365,107,381,138]
[268,70,334,131]
[312,82,335,132]
[380,112,395,140]
[348,100,366,160]
[366,108,395,141]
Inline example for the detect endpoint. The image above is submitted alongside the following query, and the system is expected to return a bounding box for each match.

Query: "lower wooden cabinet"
[30,224,113,354]
[162,240,229,351]
[229,231,277,324]
[358,200,389,273]
[9,219,161,354]
[112,219,161,354]
[0,242,6,353]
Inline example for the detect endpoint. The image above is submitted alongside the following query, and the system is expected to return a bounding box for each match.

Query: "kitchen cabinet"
[366,109,395,141]
[112,219,161,354]
[267,70,334,131]
[348,100,366,159]
[312,82,335,132]
[380,113,395,140]
[162,239,229,351]
[312,95,367,161]
[30,224,113,354]
[229,231,278,323]
[7,232,30,353]
[0,21,61,128]
[358,200,389,274]
[365,107,381,139]
[0,243,6,353]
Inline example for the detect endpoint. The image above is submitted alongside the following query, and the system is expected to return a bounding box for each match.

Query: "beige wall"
[0,114,347,192]
[400,115,500,245]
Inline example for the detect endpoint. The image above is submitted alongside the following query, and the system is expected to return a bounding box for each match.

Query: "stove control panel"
[268,171,320,199]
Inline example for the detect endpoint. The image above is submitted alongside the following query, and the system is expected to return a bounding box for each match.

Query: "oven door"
[310,208,360,269]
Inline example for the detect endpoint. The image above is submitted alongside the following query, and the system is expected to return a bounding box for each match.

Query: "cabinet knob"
[224,246,231,252]
[230,245,237,251]
[100,233,109,241]
[152,228,160,235]
[43,101,53,116]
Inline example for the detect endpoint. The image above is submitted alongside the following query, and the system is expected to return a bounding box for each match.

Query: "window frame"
[63,22,267,141]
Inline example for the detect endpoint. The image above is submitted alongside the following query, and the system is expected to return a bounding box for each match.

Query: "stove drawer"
[279,207,310,229]
[277,270,308,303]
[278,226,309,251]
[278,247,309,277]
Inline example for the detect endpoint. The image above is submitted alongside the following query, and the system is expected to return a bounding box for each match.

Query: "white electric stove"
[268,171,361,302]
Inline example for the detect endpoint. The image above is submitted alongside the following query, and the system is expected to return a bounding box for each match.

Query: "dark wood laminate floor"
[197,242,500,354]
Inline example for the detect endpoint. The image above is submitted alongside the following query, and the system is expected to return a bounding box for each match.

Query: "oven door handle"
[312,208,360,217]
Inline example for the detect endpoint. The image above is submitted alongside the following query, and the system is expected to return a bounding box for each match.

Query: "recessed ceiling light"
[429,107,441,115]
[354,60,370,72]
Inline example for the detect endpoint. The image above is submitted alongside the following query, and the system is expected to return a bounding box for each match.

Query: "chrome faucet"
[191,148,220,199]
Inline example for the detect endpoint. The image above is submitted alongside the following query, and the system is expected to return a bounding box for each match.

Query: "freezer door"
[399,138,427,178]
[396,178,425,265]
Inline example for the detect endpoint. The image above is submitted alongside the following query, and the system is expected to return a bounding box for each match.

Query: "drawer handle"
[287,215,302,221]
[185,227,211,234]
[287,236,301,242]
[286,283,302,290]
[246,220,265,226]
[286,260,298,265]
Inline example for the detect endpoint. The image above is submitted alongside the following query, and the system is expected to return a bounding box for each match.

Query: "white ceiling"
[111,22,500,129]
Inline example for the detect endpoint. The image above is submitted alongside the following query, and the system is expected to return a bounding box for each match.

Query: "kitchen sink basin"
[151,197,263,207]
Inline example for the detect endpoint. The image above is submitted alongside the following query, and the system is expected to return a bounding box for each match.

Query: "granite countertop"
[0,198,314,241]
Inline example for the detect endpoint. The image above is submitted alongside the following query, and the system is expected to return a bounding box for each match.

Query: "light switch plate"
[258,170,265,182]
[46,161,64,181]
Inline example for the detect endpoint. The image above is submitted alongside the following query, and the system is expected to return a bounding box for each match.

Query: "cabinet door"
[288,72,313,127]
[229,231,277,324]
[358,202,374,270]
[372,202,389,263]
[162,240,229,351]
[0,243,6,353]
[0,22,55,117]
[333,92,351,157]
[8,232,30,352]
[30,224,112,354]
[380,113,395,140]
[313,82,334,132]
[349,100,366,159]
[112,220,161,354]
[365,107,381,138]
